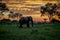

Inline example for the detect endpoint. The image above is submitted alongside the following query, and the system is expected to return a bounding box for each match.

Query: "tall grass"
[0,21,60,40]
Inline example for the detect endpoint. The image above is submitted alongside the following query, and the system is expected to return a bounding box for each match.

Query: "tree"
[0,0,9,19]
[0,2,9,11]
[9,12,22,19]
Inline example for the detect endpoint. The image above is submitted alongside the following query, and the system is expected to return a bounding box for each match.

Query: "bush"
[11,20,19,24]
[0,19,12,24]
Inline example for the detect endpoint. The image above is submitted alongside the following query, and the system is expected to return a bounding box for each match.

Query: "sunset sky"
[0,0,60,22]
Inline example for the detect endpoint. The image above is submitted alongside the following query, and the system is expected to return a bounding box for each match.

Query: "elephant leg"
[19,23,23,28]
[27,22,29,28]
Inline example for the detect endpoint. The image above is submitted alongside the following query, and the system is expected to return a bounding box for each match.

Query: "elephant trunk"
[31,19,33,27]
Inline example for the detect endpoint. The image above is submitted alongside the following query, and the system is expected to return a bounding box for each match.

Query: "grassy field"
[0,21,60,40]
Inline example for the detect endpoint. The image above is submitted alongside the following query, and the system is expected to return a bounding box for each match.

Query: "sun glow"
[0,0,60,22]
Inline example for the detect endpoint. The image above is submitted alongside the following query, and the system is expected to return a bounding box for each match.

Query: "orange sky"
[0,0,60,22]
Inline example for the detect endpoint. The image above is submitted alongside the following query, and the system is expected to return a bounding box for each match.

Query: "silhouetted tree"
[0,1,9,18]
[9,12,22,18]
[0,2,9,11]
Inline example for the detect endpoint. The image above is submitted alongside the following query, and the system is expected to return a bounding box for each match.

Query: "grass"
[0,21,60,40]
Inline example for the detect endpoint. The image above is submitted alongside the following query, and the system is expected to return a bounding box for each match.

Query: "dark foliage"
[0,2,9,11]
[0,19,11,24]
[51,19,60,23]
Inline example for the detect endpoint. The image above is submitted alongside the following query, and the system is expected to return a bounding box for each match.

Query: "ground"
[0,21,60,40]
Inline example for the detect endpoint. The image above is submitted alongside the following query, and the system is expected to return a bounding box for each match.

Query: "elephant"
[19,16,33,28]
